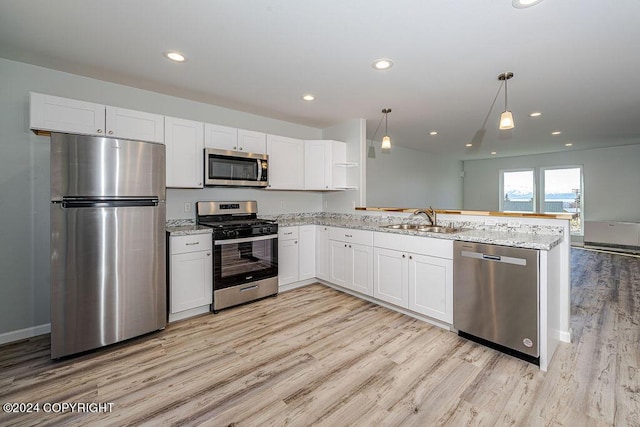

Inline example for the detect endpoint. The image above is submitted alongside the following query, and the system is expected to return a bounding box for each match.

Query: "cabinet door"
[204,123,238,150]
[304,140,329,190]
[408,254,453,323]
[266,135,304,190]
[238,129,267,154]
[106,106,164,143]
[316,226,330,280]
[298,225,316,280]
[165,116,204,188]
[374,247,408,308]
[30,92,105,136]
[350,243,374,296]
[329,240,349,287]
[170,250,212,313]
[278,238,299,286]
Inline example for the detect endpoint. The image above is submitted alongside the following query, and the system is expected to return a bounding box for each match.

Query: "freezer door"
[50,203,166,358]
[51,133,165,200]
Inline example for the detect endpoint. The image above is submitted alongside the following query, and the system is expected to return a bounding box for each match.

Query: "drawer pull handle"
[240,285,258,292]
[185,242,200,246]
[345,234,353,238]
[284,232,293,235]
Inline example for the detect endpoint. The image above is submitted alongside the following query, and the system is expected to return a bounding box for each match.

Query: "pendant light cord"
[504,77,509,110]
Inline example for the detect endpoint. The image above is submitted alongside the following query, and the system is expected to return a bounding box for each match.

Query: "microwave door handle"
[257,158,262,179]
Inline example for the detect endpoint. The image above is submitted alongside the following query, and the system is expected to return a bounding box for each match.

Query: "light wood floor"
[1,248,639,426]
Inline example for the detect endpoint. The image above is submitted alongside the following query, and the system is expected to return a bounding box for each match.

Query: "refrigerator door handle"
[61,199,159,208]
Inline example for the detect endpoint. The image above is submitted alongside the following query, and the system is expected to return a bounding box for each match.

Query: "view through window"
[542,167,583,235]
[500,166,584,235]
[501,169,535,213]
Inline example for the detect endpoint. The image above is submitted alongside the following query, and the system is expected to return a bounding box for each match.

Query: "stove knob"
[231,230,239,238]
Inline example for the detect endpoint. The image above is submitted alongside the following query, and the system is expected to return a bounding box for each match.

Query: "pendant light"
[498,72,515,130]
[381,108,392,153]
[367,107,393,158]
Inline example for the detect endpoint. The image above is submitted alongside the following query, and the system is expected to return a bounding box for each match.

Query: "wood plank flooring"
[1,248,639,426]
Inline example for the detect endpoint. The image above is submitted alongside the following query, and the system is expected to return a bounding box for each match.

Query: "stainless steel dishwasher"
[453,241,539,364]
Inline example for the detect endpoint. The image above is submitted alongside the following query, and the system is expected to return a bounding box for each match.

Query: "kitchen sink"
[380,223,421,230]
[380,224,466,233]
[416,226,465,234]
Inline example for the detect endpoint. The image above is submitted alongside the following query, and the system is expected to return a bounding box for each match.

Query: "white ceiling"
[1,0,639,160]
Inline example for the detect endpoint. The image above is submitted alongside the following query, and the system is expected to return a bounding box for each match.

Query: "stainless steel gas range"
[196,201,278,312]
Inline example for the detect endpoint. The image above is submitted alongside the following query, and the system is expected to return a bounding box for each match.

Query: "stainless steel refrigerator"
[50,133,166,358]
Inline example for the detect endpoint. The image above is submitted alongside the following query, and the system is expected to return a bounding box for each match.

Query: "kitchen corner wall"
[0,57,346,339]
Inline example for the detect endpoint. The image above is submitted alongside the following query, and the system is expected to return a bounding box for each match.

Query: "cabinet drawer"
[279,226,299,240]
[329,227,373,246]
[373,232,453,259]
[170,234,212,254]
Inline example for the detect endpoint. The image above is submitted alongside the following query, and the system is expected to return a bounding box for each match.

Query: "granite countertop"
[167,214,564,251]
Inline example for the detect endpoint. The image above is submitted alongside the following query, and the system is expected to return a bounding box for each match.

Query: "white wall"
[366,144,464,209]
[0,57,327,337]
[463,144,640,222]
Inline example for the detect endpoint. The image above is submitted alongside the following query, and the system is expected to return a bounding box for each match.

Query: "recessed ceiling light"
[429,131,438,136]
[163,51,187,62]
[551,131,562,135]
[465,143,473,147]
[513,0,544,9]
[565,143,573,147]
[491,151,497,155]
[529,112,543,117]
[302,94,315,101]
[372,58,394,70]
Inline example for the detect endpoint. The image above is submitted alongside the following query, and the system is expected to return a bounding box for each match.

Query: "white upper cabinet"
[30,92,106,136]
[266,134,304,190]
[204,123,238,151]
[237,129,267,154]
[30,92,164,143]
[165,116,204,188]
[105,106,164,143]
[204,125,266,154]
[304,140,347,190]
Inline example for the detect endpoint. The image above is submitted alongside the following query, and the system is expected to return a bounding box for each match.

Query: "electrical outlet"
[508,220,521,228]
[184,202,192,213]
[485,219,497,226]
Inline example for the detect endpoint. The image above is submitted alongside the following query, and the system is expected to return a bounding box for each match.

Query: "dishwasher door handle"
[461,250,528,266]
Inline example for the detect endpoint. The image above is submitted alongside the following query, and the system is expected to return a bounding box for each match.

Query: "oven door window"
[208,155,259,181]
[214,237,277,289]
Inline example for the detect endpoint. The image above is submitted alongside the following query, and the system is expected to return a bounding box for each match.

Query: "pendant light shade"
[381,135,391,151]
[498,72,515,130]
[499,111,515,130]
[367,144,376,158]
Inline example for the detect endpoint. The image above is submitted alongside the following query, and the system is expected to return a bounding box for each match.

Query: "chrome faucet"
[414,207,437,226]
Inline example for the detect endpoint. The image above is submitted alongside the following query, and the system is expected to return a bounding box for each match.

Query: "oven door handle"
[214,234,277,245]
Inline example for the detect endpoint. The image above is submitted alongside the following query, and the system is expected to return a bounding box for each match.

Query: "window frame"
[540,165,584,236]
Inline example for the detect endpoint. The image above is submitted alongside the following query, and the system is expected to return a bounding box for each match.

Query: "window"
[541,166,583,235]
[500,169,535,212]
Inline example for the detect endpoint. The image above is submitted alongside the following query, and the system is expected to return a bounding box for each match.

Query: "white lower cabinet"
[278,227,299,287]
[315,226,330,280]
[278,225,316,287]
[169,234,213,322]
[373,247,409,308]
[298,225,316,280]
[373,232,453,323]
[328,227,374,296]
[408,254,453,323]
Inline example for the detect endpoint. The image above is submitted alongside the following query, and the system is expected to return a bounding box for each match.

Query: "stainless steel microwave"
[204,148,268,187]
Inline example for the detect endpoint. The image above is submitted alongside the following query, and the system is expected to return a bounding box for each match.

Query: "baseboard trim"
[278,279,316,293]
[0,323,51,345]
[559,329,572,343]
